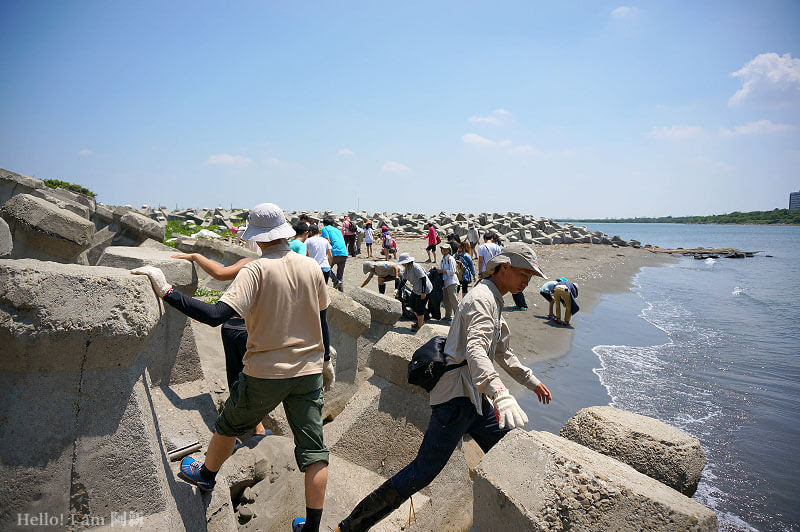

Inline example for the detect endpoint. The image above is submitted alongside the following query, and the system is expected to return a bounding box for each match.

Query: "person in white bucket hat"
[133,202,333,532]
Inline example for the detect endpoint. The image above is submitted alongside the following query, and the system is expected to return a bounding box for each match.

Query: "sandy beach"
[338,238,673,365]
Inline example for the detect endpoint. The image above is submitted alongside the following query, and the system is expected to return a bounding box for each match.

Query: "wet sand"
[340,238,673,364]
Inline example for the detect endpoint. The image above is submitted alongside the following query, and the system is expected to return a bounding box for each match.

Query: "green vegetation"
[43,179,97,198]
[563,209,800,226]
[194,287,223,304]
[164,220,238,248]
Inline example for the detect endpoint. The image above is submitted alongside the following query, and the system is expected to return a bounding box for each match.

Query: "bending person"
[335,243,552,532]
[134,203,333,532]
[360,260,400,295]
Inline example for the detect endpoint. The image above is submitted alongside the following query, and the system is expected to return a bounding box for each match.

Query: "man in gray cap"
[335,242,552,532]
[133,203,333,532]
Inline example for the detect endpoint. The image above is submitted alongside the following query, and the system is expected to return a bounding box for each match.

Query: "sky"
[1,1,799,218]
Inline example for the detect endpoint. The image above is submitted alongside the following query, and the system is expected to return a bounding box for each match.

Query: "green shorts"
[215,372,329,471]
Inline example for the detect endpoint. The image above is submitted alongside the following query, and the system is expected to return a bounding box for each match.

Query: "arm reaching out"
[171,253,254,281]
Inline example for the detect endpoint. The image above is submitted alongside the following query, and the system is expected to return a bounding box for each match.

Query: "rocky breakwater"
[0,260,206,530]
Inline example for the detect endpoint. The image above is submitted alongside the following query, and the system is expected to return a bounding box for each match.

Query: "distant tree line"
[43,179,97,198]
[563,209,800,225]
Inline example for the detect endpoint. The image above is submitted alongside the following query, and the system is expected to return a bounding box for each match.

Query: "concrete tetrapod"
[322,288,371,419]
[0,259,204,531]
[473,430,717,531]
[0,193,95,262]
[96,246,204,386]
[560,406,706,496]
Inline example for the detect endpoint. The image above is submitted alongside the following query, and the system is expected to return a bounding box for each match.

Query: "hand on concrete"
[493,389,528,430]
[323,358,335,392]
[131,266,173,298]
[171,253,195,261]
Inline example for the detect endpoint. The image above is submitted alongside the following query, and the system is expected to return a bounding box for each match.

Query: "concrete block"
[0,193,95,262]
[0,217,11,257]
[0,167,45,203]
[97,247,205,386]
[118,211,166,243]
[560,406,706,496]
[0,259,160,372]
[350,287,401,344]
[472,430,716,531]
[97,246,198,293]
[84,225,117,265]
[370,331,428,396]
[92,203,115,228]
[0,260,200,529]
[30,188,92,219]
[324,289,370,418]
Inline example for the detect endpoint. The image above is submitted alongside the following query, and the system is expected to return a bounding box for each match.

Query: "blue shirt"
[321,225,347,257]
[289,239,307,256]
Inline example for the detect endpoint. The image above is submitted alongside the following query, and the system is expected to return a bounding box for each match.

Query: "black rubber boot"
[337,481,407,532]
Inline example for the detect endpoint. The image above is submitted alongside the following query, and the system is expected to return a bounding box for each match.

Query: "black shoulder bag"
[408,336,467,392]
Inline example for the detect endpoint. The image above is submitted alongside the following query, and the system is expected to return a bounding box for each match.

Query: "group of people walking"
[131,204,579,532]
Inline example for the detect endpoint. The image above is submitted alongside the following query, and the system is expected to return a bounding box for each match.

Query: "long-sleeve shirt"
[431,279,542,413]
[402,263,432,295]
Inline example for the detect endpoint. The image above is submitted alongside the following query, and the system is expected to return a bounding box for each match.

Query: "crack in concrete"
[67,339,90,531]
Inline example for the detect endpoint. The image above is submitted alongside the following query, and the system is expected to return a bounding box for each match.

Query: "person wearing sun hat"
[132,203,332,532]
[335,242,552,532]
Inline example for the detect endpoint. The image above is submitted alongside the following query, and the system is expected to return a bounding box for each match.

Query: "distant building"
[791,191,800,210]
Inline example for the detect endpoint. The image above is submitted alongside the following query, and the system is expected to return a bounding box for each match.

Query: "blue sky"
[1,1,799,217]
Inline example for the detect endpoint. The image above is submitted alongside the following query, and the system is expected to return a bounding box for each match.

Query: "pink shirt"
[427,226,438,246]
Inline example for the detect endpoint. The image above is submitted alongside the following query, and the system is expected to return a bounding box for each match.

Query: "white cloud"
[611,6,641,18]
[461,133,511,147]
[381,161,410,173]
[719,119,795,137]
[646,125,702,139]
[265,157,300,168]
[468,108,511,125]
[78,149,93,157]
[337,148,354,156]
[205,154,252,166]
[729,52,800,107]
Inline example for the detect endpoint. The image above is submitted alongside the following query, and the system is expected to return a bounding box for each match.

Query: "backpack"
[407,336,467,392]
[455,257,466,282]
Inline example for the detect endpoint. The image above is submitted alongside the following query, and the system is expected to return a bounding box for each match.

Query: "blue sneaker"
[179,456,215,492]
[291,517,306,532]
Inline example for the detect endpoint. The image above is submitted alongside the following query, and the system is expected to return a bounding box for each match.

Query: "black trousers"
[221,321,248,391]
[389,396,509,498]
[512,291,527,308]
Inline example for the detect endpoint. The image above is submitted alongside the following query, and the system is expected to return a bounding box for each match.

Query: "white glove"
[323,358,335,392]
[493,389,528,430]
[131,266,173,298]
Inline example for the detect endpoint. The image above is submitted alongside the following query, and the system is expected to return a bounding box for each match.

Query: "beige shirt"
[220,241,329,379]
[430,280,541,413]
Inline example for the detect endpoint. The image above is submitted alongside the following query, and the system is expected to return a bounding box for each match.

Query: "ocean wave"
[592,270,760,531]
[732,286,745,296]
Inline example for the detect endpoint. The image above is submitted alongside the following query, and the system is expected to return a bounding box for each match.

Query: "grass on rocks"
[194,287,223,303]
[164,220,238,248]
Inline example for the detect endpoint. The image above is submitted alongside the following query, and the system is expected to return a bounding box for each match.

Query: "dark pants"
[460,280,470,295]
[221,321,248,391]
[344,234,356,256]
[512,291,527,308]
[331,255,347,281]
[389,396,509,498]
[425,296,441,320]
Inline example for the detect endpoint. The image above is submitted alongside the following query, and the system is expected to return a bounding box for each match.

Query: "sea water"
[519,224,800,532]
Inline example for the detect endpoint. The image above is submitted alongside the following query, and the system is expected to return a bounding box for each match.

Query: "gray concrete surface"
[560,405,707,496]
